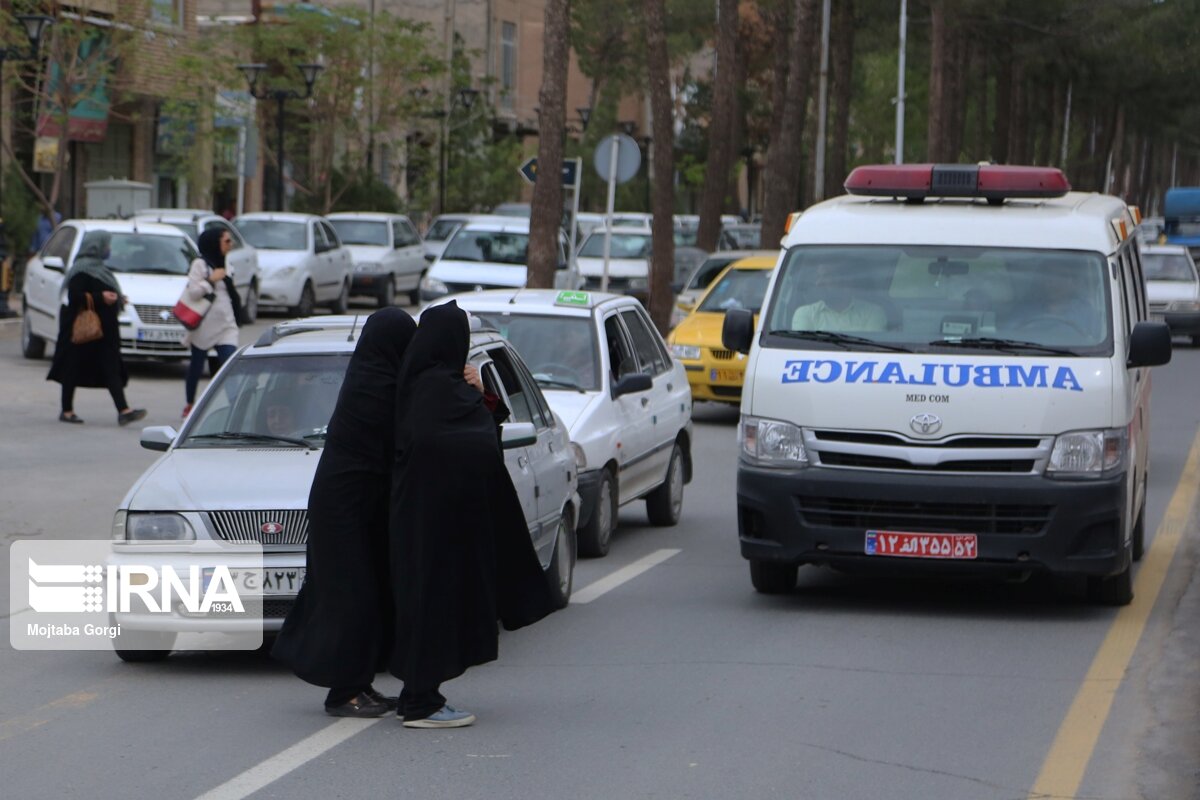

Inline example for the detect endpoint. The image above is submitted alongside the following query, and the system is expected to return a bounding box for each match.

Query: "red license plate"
[865,530,978,560]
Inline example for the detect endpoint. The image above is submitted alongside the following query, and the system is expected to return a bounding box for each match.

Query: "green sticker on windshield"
[556,290,590,306]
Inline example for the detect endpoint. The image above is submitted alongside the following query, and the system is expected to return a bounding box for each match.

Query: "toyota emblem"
[910,413,943,436]
[260,522,284,536]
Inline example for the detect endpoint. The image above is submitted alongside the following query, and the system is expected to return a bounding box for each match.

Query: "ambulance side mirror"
[722,308,755,354]
[1127,321,1171,368]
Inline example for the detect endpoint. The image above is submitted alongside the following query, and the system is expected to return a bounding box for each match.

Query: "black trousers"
[61,380,126,414]
[324,683,444,720]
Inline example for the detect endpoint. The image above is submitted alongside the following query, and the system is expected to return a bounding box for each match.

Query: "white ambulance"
[722,164,1172,605]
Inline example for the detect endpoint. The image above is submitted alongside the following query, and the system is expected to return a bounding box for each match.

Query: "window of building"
[150,0,183,26]
[500,22,516,110]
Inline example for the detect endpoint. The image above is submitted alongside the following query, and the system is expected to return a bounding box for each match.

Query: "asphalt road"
[2,306,1199,800]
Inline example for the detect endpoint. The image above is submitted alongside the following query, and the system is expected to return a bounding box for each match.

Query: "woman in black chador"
[390,301,556,728]
[47,231,146,425]
[273,307,416,717]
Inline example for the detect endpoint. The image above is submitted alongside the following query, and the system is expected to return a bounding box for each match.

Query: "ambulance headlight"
[740,415,808,468]
[1047,429,1126,476]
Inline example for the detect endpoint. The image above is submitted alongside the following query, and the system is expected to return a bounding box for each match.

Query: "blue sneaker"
[402,704,476,729]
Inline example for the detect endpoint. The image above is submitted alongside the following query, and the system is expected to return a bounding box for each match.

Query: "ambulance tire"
[1131,502,1146,563]
[749,559,798,594]
[1086,559,1133,607]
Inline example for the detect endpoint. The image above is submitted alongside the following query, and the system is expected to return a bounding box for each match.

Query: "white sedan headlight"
[269,264,297,277]
[1047,429,1126,477]
[627,277,648,290]
[123,512,196,542]
[1167,300,1200,312]
[421,275,448,295]
[570,442,587,470]
[355,261,381,273]
[671,343,701,360]
[740,415,808,468]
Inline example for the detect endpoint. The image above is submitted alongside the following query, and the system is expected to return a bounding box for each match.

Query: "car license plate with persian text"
[709,368,740,382]
[204,567,305,596]
[137,327,184,342]
[865,531,978,560]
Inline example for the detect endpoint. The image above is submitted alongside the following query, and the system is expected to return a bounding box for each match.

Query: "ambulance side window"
[1128,246,1148,321]
[1117,251,1136,338]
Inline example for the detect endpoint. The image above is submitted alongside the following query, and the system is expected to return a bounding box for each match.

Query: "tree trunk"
[1008,61,1028,163]
[644,0,675,335]
[971,38,988,161]
[926,0,947,161]
[760,0,819,244]
[991,35,1012,163]
[527,0,571,289]
[944,22,969,161]
[697,0,739,252]
[825,0,854,198]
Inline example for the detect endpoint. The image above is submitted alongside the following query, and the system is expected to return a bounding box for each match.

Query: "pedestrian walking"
[182,228,242,418]
[47,231,146,425]
[388,300,556,728]
[272,307,417,717]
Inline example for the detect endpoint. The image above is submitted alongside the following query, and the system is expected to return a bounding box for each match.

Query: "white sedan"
[438,289,694,557]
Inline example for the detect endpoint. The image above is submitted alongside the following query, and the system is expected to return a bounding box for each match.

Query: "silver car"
[112,315,579,661]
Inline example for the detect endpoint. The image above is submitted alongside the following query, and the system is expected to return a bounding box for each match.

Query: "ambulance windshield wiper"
[768,330,913,353]
[929,337,1077,356]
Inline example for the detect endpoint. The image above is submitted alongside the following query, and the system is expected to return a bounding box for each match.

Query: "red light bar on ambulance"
[844,164,1070,202]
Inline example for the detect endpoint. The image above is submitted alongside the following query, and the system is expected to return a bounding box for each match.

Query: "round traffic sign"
[593,134,642,184]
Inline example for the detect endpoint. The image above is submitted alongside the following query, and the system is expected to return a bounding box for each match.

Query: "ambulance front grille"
[806,430,1052,475]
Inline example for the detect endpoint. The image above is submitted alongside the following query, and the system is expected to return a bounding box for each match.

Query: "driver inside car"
[791,262,887,332]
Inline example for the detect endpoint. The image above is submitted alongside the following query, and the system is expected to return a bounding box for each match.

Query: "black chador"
[388,301,555,712]
[273,308,416,700]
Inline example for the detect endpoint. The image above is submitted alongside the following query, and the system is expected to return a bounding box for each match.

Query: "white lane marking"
[570,548,681,604]
[192,552,678,798]
[193,718,383,800]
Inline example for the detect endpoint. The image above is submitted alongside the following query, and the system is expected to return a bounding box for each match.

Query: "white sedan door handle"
[517,455,528,469]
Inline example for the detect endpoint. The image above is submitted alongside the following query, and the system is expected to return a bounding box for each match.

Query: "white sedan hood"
[257,250,308,273]
[542,389,603,432]
[126,448,321,511]
[430,259,528,287]
[110,273,188,308]
[576,256,648,279]
[1146,280,1199,304]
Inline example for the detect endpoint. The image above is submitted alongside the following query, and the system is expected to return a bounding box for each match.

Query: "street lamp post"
[0,14,53,319]
[237,62,323,212]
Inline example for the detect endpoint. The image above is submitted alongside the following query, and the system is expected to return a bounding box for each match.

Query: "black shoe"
[118,409,147,426]
[324,691,390,718]
[364,687,399,711]
[59,412,84,424]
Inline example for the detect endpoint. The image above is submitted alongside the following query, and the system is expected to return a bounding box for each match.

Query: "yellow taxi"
[667,254,776,404]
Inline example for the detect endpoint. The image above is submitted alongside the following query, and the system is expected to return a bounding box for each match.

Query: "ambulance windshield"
[763,246,1112,356]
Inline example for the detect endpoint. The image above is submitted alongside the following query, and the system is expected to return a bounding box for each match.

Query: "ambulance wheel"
[1131,502,1146,563]
[1087,561,1133,607]
[749,560,798,594]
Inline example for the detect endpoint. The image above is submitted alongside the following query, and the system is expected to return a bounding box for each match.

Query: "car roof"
[430,288,634,318]
[725,254,778,270]
[704,249,775,261]
[784,192,1134,253]
[1140,243,1193,257]
[235,212,323,223]
[62,219,192,237]
[133,208,217,220]
[456,216,534,232]
[246,315,506,356]
[326,212,408,221]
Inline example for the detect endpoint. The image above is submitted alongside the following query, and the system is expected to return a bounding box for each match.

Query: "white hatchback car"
[22,219,201,361]
[420,215,575,302]
[437,289,694,557]
[1141,243,1200,345]
[232,213,353,316]
[326,212,426,307]
[114,315,579,661]
[133,209,262,322]
[576,227,652,299]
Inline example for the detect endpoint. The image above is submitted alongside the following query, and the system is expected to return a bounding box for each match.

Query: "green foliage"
[292,167,400,214]
[1,165,37,261]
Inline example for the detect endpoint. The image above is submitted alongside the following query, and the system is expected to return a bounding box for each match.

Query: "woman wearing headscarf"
[389,301,556,728]
[272,307,417,717]
[181,228,242,418]
[47,231,146,425]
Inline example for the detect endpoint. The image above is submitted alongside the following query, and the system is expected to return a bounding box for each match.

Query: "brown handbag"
[71,293,104,345]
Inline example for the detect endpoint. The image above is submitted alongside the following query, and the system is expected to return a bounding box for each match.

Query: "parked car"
[576,227,652,297]
[492,202,532,218]
[667,254,776,404]
[672,249,776,326]
[420,215,575,302]
[719,223,762,251]
[422,214,471,263]
[113,314,579,661]
[1142,243,1200,345]
[134,209,262,322]
[438,289,693,558]
[232,212,353,317]
[22,220,200,361]
[326,212,426,307]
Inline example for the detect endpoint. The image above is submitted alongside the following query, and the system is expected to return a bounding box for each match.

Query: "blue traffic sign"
[519,157,579,187]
